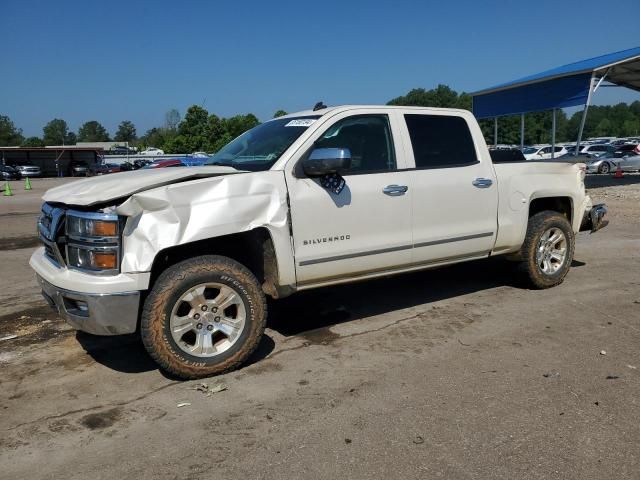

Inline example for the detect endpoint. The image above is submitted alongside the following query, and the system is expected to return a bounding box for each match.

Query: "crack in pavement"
[4,381,180,432]
[265,312,425,361]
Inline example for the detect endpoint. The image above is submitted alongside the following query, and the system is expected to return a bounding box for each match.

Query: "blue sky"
[2,0,639,137]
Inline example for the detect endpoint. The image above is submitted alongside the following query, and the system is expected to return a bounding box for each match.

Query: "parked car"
[140,147,164,156]
[182,157,208,167]
[70,161,90,177]
[96,163,122,175]
[522,145,567,160]
[142,159,185,169]
[32,105,608,379]
[580,144,609,155]
[12,163,42,177]
[585,152,640,174]
[133,159,152,169]
[108,146,136,155]
[0,165,21,180]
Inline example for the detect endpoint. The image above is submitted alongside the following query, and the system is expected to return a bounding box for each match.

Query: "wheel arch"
[148,227,285,299]
[528,196,574,224]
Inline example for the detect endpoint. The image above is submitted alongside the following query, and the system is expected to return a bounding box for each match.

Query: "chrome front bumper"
[37,275,140,335]
[580,203,608,233]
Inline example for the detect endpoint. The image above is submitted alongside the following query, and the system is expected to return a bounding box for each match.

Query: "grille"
[38,203,66,266]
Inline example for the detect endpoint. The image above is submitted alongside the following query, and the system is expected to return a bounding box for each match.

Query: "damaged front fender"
[116,170,296,287]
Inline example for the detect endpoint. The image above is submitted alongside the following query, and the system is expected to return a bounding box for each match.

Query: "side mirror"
[302,148,351,176]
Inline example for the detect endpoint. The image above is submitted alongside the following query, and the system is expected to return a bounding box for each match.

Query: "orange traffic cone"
[614,164,623,178]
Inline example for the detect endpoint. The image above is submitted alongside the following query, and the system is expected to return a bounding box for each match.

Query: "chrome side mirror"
[302,148,351,176]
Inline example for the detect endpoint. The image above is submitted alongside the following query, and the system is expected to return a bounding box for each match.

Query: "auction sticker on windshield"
[285,119,316,127]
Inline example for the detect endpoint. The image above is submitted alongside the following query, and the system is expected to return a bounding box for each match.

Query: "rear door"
[398,110,499,265]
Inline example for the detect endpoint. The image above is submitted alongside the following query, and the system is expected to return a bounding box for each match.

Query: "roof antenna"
[313,101,327,111]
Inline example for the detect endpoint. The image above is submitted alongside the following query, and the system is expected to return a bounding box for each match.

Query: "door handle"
[383,185,408,196]
[472,178,493,188]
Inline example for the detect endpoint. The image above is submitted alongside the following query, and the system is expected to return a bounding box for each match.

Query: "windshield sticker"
[285,119,316,127]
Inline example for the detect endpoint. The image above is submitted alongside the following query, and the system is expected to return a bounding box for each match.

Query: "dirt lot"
[0,175,639,480]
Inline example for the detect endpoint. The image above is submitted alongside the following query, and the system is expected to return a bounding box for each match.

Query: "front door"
[286,111,413,285]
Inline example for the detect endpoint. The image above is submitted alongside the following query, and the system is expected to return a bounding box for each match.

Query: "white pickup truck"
[31,105,608,378]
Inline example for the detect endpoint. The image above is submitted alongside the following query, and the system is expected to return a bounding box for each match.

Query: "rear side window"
[404,114,478,169]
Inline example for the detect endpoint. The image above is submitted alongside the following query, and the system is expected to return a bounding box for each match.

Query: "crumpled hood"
[42,166,243,206]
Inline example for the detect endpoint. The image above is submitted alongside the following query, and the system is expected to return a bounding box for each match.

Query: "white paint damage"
[43,166,240,206]
[114,170,296,285]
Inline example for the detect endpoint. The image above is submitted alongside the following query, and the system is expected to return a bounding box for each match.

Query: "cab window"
[404,114,478,169]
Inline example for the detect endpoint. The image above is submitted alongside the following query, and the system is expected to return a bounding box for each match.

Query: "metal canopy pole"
[520,114,525,150]
[576,73,600,155]
[551,109,556,158]
[494,118,498,147]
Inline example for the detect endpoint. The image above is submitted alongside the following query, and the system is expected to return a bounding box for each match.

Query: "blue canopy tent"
[471,46,640,155]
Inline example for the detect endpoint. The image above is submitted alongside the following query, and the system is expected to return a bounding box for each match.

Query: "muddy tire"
[517,211,575,289]
[141,255,267,379]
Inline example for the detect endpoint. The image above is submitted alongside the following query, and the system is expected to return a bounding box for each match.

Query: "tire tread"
[141,255,267,379]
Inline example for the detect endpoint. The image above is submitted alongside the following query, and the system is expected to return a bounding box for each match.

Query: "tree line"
[2,85,639,153]
[387,85,640,144]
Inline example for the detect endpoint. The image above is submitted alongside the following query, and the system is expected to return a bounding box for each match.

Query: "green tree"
[595,118,612,137]
[0,115,24,146]
[22,136,45,147]
[387,85,471,109]
[273,110,288,118]
[43,118,73,145]
[77,120,110,142]
[177,105,210,152]
[622,119,639,137]
[205,114,226,150]
[223,114,260,139]
[114,120,137,142]
[139,127,175,151]
[165,109,181,130]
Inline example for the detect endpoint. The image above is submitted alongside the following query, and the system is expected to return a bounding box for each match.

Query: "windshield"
[522,147,537,154]
[206,116,320,171]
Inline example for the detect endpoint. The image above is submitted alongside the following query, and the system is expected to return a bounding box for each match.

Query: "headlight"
[66,210,120,274]
[66,216,118,238]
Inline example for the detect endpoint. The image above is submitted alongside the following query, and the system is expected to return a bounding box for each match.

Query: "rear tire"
[517,211,575,289]
[141,255,267,379]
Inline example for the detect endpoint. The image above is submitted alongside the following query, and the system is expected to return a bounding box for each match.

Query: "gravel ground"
[0,174,638,480]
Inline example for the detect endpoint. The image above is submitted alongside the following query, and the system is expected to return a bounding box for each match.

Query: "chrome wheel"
[600,162,610,174]
[536,227,567,275]
[169,283,246,358]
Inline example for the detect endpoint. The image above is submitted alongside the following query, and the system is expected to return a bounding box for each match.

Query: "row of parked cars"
[520,140,640,174]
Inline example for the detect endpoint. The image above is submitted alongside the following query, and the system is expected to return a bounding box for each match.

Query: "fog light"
[93,252,117,269]
[67,246,118,271]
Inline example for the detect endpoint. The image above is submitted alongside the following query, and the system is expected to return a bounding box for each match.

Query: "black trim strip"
[298,232,494,266]
[413,232,493,249]
[299,244,412,266]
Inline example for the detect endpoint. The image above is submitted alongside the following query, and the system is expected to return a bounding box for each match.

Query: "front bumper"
[580,203,608,233]
[37,274,140,335]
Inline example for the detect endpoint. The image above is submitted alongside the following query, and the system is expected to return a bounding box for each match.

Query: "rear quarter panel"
[492,161,586,255]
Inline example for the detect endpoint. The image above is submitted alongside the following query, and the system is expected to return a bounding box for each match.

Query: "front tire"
[141,255,267,379]
[517,211,575,289]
